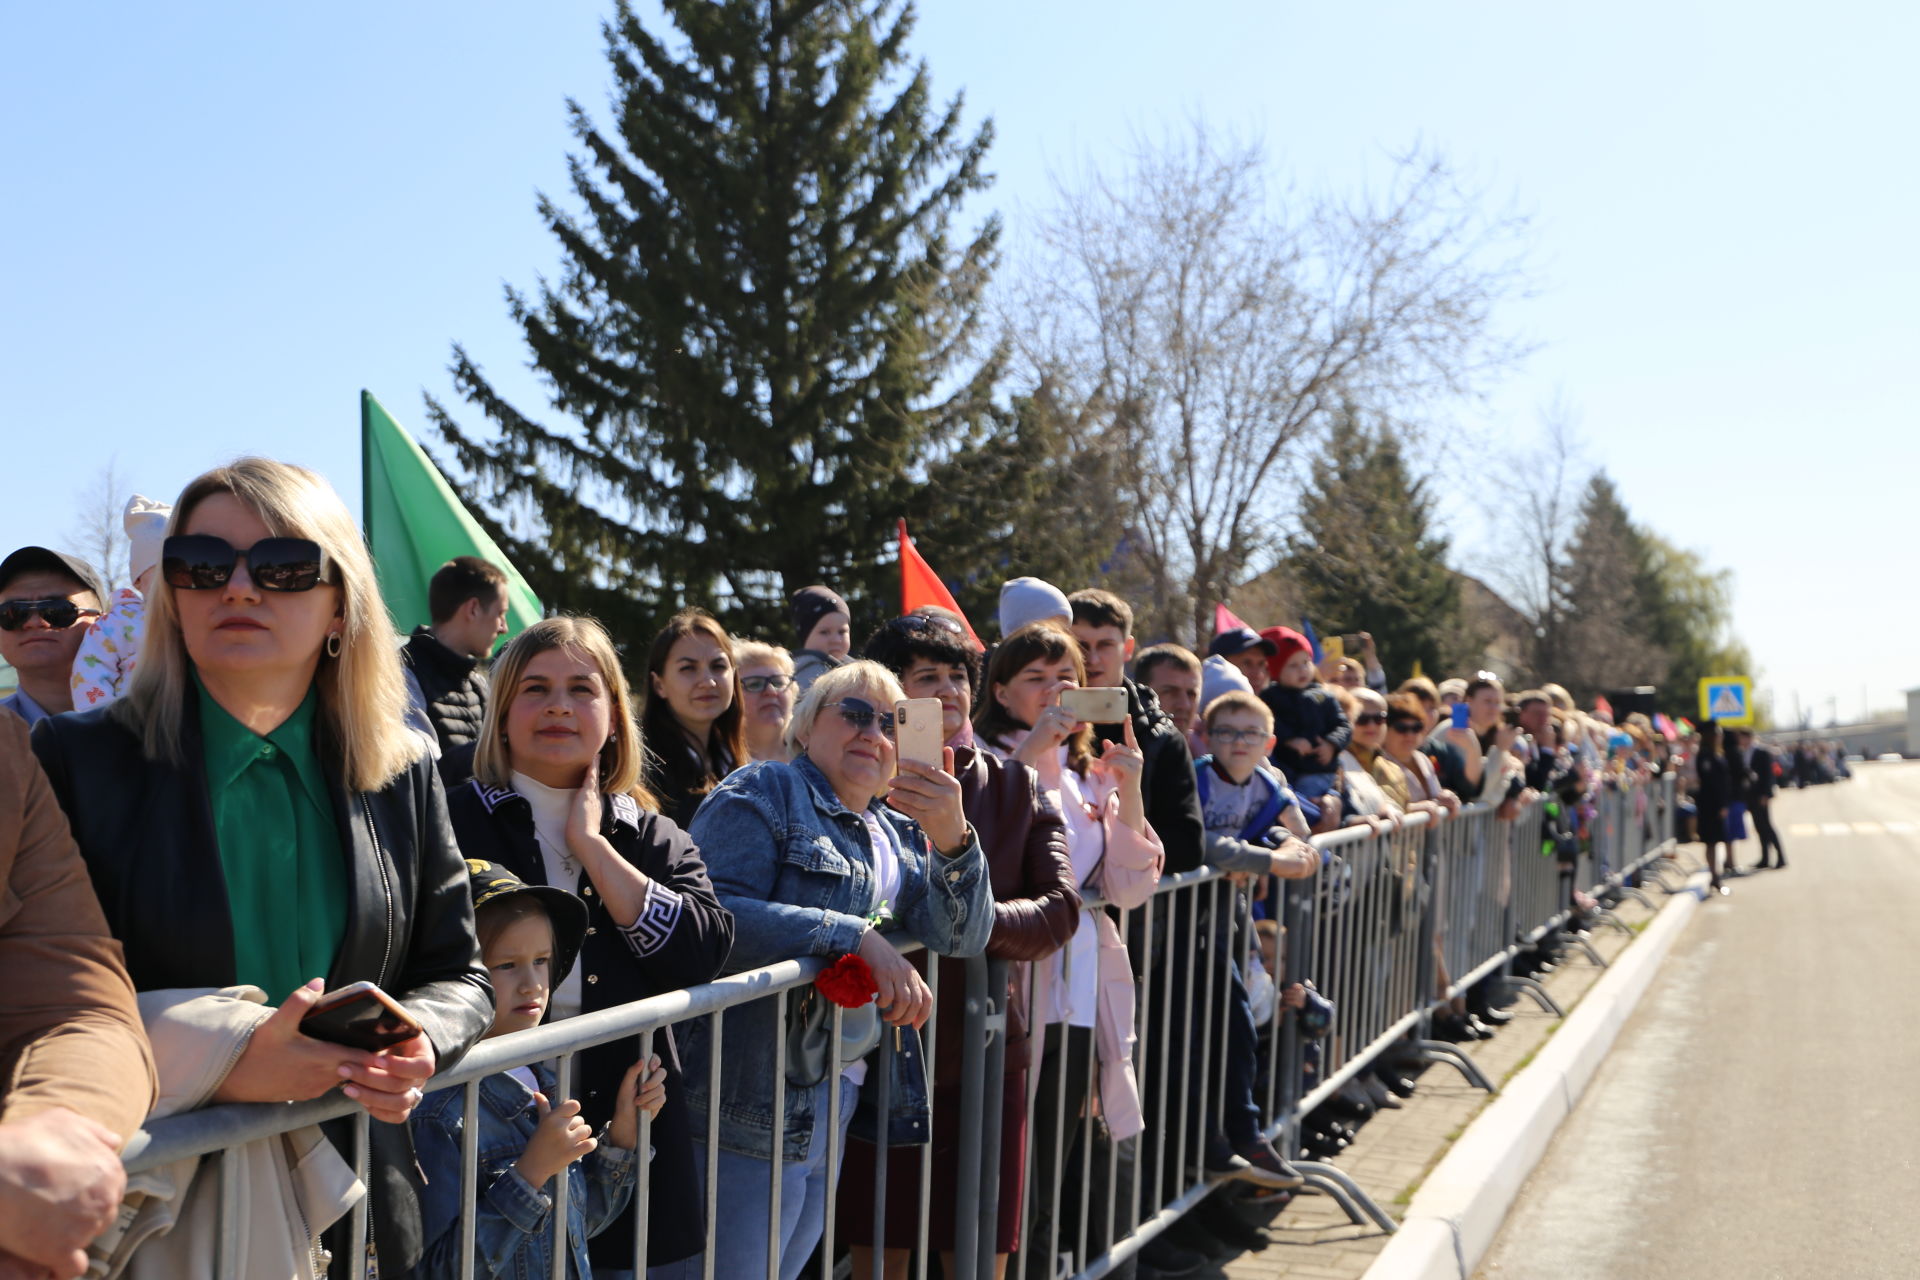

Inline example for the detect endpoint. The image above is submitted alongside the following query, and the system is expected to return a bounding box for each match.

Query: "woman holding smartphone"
[972,621,1162,1272]
[30,457,493,1276]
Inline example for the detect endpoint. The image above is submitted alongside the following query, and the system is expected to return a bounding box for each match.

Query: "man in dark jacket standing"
[401,557,509,785]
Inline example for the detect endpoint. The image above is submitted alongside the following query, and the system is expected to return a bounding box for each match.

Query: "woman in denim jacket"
[667,661,993,1280]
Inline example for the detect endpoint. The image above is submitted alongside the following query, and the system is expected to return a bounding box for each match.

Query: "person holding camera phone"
[974,621,1163,1276]
[30,458,494,1276]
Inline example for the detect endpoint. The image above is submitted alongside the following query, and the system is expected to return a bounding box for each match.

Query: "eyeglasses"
[1387,719,1425,734]
[831,697,896,740]
[1208,726,1267,745]
[741,673,794,694]
[887,613,965,638]
[0,598,100,631]
[162,535,333,593]
[1354,712,1388,726]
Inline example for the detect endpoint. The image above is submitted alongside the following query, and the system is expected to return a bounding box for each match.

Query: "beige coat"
[87,987,363,1280]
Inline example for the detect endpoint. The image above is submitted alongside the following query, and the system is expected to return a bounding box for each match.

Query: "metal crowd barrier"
[115,779,1680,1280]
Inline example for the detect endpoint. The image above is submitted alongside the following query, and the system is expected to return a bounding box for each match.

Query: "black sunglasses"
[162,535,333,593]
[832,697,896,740]
[1388,718,1425,733]
[1354,712,1388,727]
[888,613,964,638]
[0,598,100,631]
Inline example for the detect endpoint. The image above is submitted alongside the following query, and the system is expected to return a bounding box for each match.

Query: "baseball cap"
[1206,627,1275,659]
[0,547,107,605]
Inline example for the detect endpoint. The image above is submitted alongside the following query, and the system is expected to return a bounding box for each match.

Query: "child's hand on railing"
[605,1056,668,1152]
[515,1093,596,1188]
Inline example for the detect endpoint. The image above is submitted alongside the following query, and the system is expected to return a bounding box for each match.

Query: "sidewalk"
[1206,863,1682,1280]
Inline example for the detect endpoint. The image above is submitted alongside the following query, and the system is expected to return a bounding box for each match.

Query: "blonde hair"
[473,616,657,808]
[733,640,795,676]
[116,457,421,792]
[785,660,906,759]
[1202,689,1273,733]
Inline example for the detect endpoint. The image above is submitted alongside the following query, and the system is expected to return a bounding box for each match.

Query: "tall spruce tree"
[1287,413,1470,679]
[1553,473,1668,701]
[427,0,1000,646]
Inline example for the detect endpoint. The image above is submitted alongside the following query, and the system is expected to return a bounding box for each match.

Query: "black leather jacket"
[31,697,494,1274]
[447,778,734,1267]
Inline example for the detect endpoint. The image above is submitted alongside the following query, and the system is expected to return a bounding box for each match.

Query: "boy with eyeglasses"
[0,546,106,726]
[1190,690,1317,1191]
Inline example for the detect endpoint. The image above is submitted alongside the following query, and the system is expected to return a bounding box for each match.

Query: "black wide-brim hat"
[465,858,592,986]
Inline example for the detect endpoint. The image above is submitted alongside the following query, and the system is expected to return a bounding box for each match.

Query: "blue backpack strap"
[1240,769,1288,843]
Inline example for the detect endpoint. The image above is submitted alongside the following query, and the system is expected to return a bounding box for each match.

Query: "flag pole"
[359,390,372,543]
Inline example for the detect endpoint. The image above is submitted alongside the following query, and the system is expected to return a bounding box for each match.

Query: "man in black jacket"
[401,557,509,785]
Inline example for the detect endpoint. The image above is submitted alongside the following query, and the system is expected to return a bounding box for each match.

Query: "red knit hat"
[1259,627,1313,681]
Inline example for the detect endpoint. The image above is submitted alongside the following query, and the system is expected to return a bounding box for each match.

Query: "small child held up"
[409,860,666,1280]
[70,494,170,708]
[1256,626,1352,817]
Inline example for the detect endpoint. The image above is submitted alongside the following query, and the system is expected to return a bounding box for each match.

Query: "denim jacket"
[679,754,993,1160]
[407,1063,638,1280]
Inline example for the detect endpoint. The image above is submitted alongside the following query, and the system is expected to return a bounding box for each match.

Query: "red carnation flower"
[815,953,879,1009]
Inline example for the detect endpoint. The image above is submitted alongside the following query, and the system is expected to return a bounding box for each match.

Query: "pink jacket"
[1030,772,1163,1140]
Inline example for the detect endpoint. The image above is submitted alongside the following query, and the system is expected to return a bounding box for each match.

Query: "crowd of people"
[0,455,1788,1280]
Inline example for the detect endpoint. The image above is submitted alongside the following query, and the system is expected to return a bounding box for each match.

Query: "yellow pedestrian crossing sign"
[1698,676,1753,726]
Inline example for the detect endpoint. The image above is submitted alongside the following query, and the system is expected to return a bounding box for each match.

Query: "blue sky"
[4,1,1914,724]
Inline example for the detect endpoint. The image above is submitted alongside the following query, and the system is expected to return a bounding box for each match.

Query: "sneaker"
[1234,1139,1306,1189]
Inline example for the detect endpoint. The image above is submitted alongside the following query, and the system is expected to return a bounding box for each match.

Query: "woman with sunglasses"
[667,660,992,1280]
[29,458,493,1276]
[640,609,748,828]
[734,639,798,762]
[838,612,1080,1280]
[447,615,735,1277]
[1339,687,1448,823]
[972,621,1162,1275]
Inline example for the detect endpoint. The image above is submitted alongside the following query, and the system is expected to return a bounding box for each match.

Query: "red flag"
[1593,694,1615,720]
[898,520,983,649]
[1214,603,1254,636]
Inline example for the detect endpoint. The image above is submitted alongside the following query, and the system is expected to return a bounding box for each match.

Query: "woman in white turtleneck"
[449,615,735,1273]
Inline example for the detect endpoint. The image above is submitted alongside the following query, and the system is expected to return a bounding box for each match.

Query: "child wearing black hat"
[408,860,666,1280]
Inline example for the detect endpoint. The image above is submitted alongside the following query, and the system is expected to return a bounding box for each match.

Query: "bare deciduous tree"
[1007,123,1529,643]
[1489,403,1587,680]
[67,459,131,594]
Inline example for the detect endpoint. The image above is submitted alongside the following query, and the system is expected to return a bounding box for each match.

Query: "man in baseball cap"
[0,547,107,726]
[1206,625,1276,693]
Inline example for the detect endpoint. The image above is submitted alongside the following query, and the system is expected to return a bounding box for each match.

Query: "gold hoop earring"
[325,632,342,659]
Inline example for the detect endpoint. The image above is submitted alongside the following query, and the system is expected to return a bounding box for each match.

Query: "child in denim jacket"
[408,860,665,1279]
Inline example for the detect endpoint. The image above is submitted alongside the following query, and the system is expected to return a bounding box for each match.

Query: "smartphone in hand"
[893,698,945,771]
[301,981,424,1052]
[1450,702,1472,730]
[1059,687,1130,725]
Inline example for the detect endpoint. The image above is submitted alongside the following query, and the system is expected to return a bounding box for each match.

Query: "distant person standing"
[0,547,106,726]
[401,556,511,785]
[1740,730,1787,870]
[1693,722,1733,895]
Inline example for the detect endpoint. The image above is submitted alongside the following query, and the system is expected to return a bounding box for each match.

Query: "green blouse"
[196,675,349,999]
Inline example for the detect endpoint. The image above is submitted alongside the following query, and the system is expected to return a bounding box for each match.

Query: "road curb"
[1361,865,1711,1280]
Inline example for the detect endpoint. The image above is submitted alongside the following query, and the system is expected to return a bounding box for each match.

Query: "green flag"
[361,390,543,638]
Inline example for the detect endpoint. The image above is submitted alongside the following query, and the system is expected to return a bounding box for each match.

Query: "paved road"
[1479,760,1920,1280]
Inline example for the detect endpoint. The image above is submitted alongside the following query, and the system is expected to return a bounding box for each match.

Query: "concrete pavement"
[1478,761,1920,1279]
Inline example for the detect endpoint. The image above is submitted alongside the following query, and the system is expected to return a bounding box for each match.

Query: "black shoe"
[1167,1212,1237,1261]
[1476,1006,1515,1027]
[1235,1138,1306,1189]
[1376,1070,1418,1099]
